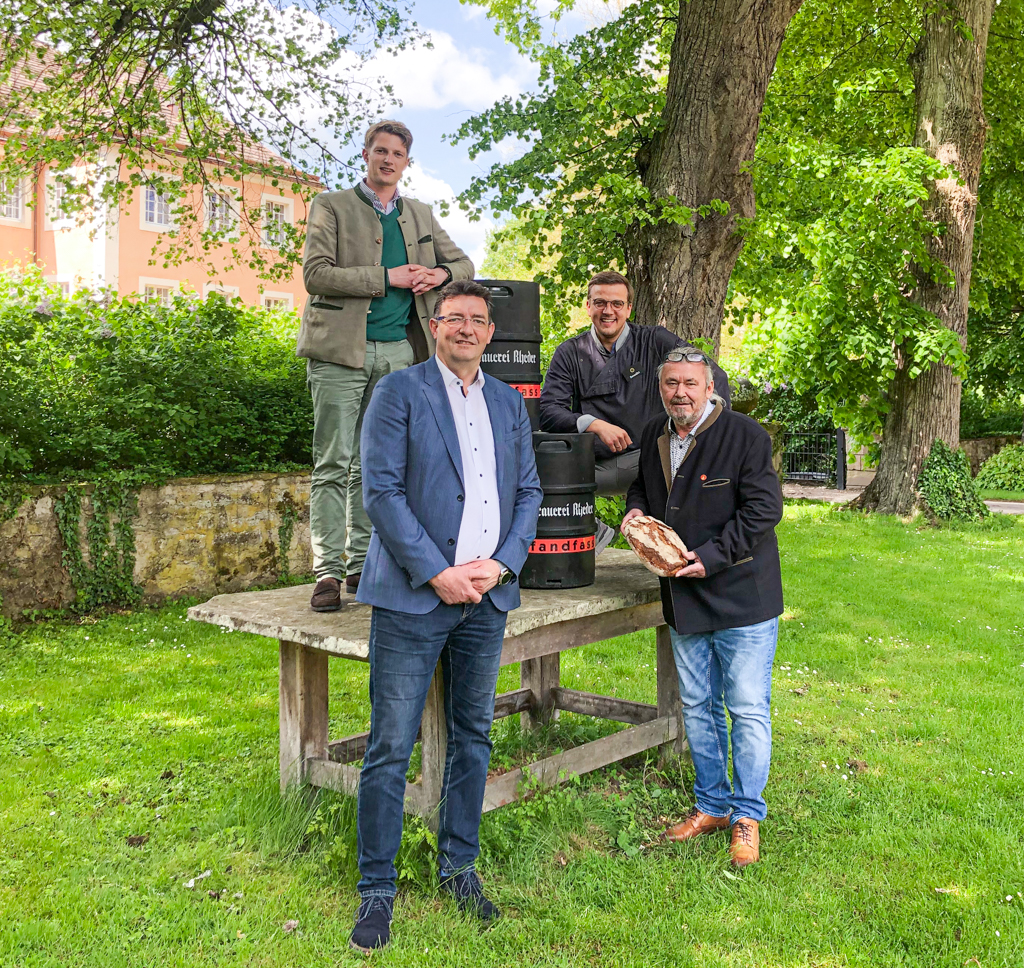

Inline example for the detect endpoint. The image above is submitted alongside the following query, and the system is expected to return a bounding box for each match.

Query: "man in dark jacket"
[622,347,783,867]
[539,270,730,549]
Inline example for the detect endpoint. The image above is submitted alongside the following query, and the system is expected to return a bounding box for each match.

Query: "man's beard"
[665,400,703,430]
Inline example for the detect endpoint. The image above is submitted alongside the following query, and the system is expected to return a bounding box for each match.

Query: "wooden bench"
[187,549,686,821]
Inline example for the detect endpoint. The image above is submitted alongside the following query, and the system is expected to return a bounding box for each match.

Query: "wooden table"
[187,550,685,822]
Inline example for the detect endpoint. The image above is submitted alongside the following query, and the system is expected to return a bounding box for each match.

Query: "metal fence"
[782,430,847,489]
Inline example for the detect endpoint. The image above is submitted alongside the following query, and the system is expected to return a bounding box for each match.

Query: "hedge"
[0,271,313,482]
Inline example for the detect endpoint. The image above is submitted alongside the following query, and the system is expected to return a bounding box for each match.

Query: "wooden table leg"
[521,652,560,732]
[656,624,687,763]
[419,661,447,833]
[279,639,329,791]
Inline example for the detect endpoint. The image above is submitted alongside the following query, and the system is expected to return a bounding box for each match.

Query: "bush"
[750,383,833,434]
[975,443,1024,491]
[918,440,989,521]
[959,389,1023,439]
[0,271,312,481]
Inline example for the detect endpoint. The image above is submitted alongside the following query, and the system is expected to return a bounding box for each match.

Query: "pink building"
[0,145,316,311]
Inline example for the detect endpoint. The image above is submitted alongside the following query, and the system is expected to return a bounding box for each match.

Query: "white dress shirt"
[435,356,501,565]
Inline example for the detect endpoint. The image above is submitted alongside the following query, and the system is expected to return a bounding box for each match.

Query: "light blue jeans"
[669,617,778,822]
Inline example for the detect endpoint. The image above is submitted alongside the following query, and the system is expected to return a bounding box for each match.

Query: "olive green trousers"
[307,339,414,580]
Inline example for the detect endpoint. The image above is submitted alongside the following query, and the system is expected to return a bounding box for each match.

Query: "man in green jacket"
[298,120,475,612]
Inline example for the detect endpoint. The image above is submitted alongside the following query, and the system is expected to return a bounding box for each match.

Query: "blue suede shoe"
[439,870,501,923]
[349,895,394,953]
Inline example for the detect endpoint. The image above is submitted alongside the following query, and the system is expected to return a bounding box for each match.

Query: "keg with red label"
[477,279,542,430]
[520,433,597,589]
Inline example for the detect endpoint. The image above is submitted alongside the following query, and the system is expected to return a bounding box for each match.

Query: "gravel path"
[781,482,1024,515]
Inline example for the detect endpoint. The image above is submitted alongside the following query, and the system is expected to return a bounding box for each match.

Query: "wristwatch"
[437,264,453,286]
[496,567,515,586]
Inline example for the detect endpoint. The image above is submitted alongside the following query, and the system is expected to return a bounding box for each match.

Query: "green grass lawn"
[2,505,1023,967]
[979,488,1024,503]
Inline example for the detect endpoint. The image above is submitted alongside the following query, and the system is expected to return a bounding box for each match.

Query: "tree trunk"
[624,0,803,355]
[856,0,995,515]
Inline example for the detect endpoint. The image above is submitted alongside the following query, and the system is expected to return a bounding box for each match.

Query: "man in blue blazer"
[350,279,543,952]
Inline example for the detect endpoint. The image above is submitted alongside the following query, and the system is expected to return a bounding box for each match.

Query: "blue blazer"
[355,359,543,614]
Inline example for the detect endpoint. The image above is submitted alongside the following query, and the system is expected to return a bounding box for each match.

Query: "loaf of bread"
[621,515,689,577]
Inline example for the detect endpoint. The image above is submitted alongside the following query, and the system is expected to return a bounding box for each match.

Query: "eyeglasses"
[433,314,490,329]
[662,349,710,365]
[589,298,627,310]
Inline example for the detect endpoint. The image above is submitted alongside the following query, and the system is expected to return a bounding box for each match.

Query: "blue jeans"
[669,617,778,822]
[357,595,507,897]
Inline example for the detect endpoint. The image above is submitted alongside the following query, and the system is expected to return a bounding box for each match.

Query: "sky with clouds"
[333,0,595,268]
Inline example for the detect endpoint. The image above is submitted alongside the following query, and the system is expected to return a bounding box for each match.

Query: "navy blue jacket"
[539,324,731,462]
[626,403,783,634]
[356,359,543,614]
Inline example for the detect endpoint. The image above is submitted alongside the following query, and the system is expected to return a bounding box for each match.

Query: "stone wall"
[841,435,1021,485]
[0,472,312,618]
[960,435,1021,476]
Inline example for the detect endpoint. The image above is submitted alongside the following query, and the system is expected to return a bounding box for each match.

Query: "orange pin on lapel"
[700,474,707,481]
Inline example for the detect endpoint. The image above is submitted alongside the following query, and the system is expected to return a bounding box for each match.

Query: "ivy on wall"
[0,480,28,525]
[918,440,989,522]
[276,496,300,583]
[53,476,143,612]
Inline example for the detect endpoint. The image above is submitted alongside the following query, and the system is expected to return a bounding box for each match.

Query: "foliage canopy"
[0,0,415,277]
[458,0,1024,452]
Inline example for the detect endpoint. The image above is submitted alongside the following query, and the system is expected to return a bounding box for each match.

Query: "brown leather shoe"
[310,577,342,612]
[729,818,760,867]
[345,573,360,593]
[664,806,731,842]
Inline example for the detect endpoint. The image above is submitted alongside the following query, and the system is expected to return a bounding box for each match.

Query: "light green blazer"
[297,187,474,368]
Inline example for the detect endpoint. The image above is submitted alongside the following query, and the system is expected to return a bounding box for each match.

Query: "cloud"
[365,30,536,111]
[401,166,494,270]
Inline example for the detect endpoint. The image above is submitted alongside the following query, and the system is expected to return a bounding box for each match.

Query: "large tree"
[624,0,803,353]
[0,0,413,278]
[856,0,998,513]
[456,0,804,354]
[462,0,1020,515]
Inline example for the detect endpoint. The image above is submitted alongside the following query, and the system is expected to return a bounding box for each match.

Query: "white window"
[203,282,240,299]
[142,184,175,230]
[0,174,25,222]
[261,195,292,248]
[46,175,72,225]
[205,189,238,236]
[261,291,294,311]
[140,277,179,306]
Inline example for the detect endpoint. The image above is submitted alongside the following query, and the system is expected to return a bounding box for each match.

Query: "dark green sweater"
[365,208,413,342]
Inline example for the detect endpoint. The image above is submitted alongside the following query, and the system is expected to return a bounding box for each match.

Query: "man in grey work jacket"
[539,270,730,551]
[297,119,474,612]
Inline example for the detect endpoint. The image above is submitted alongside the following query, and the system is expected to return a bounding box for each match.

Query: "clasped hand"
[388,264,448,295]
[428,559,503,604]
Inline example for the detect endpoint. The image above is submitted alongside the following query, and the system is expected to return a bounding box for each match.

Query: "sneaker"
[439,870,501,923]
[310,577,342,612]
[349,894,394,953]
[595,520,616,555]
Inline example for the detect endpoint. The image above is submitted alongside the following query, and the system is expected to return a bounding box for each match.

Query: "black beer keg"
[520,433,597,589]
[477,279,542,430]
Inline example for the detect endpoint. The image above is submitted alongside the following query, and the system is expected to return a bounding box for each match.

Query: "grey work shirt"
[577,323,631,432]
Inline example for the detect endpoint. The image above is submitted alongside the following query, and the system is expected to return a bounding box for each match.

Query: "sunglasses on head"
[662,349,710,366]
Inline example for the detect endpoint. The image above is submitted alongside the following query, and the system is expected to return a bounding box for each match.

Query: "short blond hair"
[364,120,413,152]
